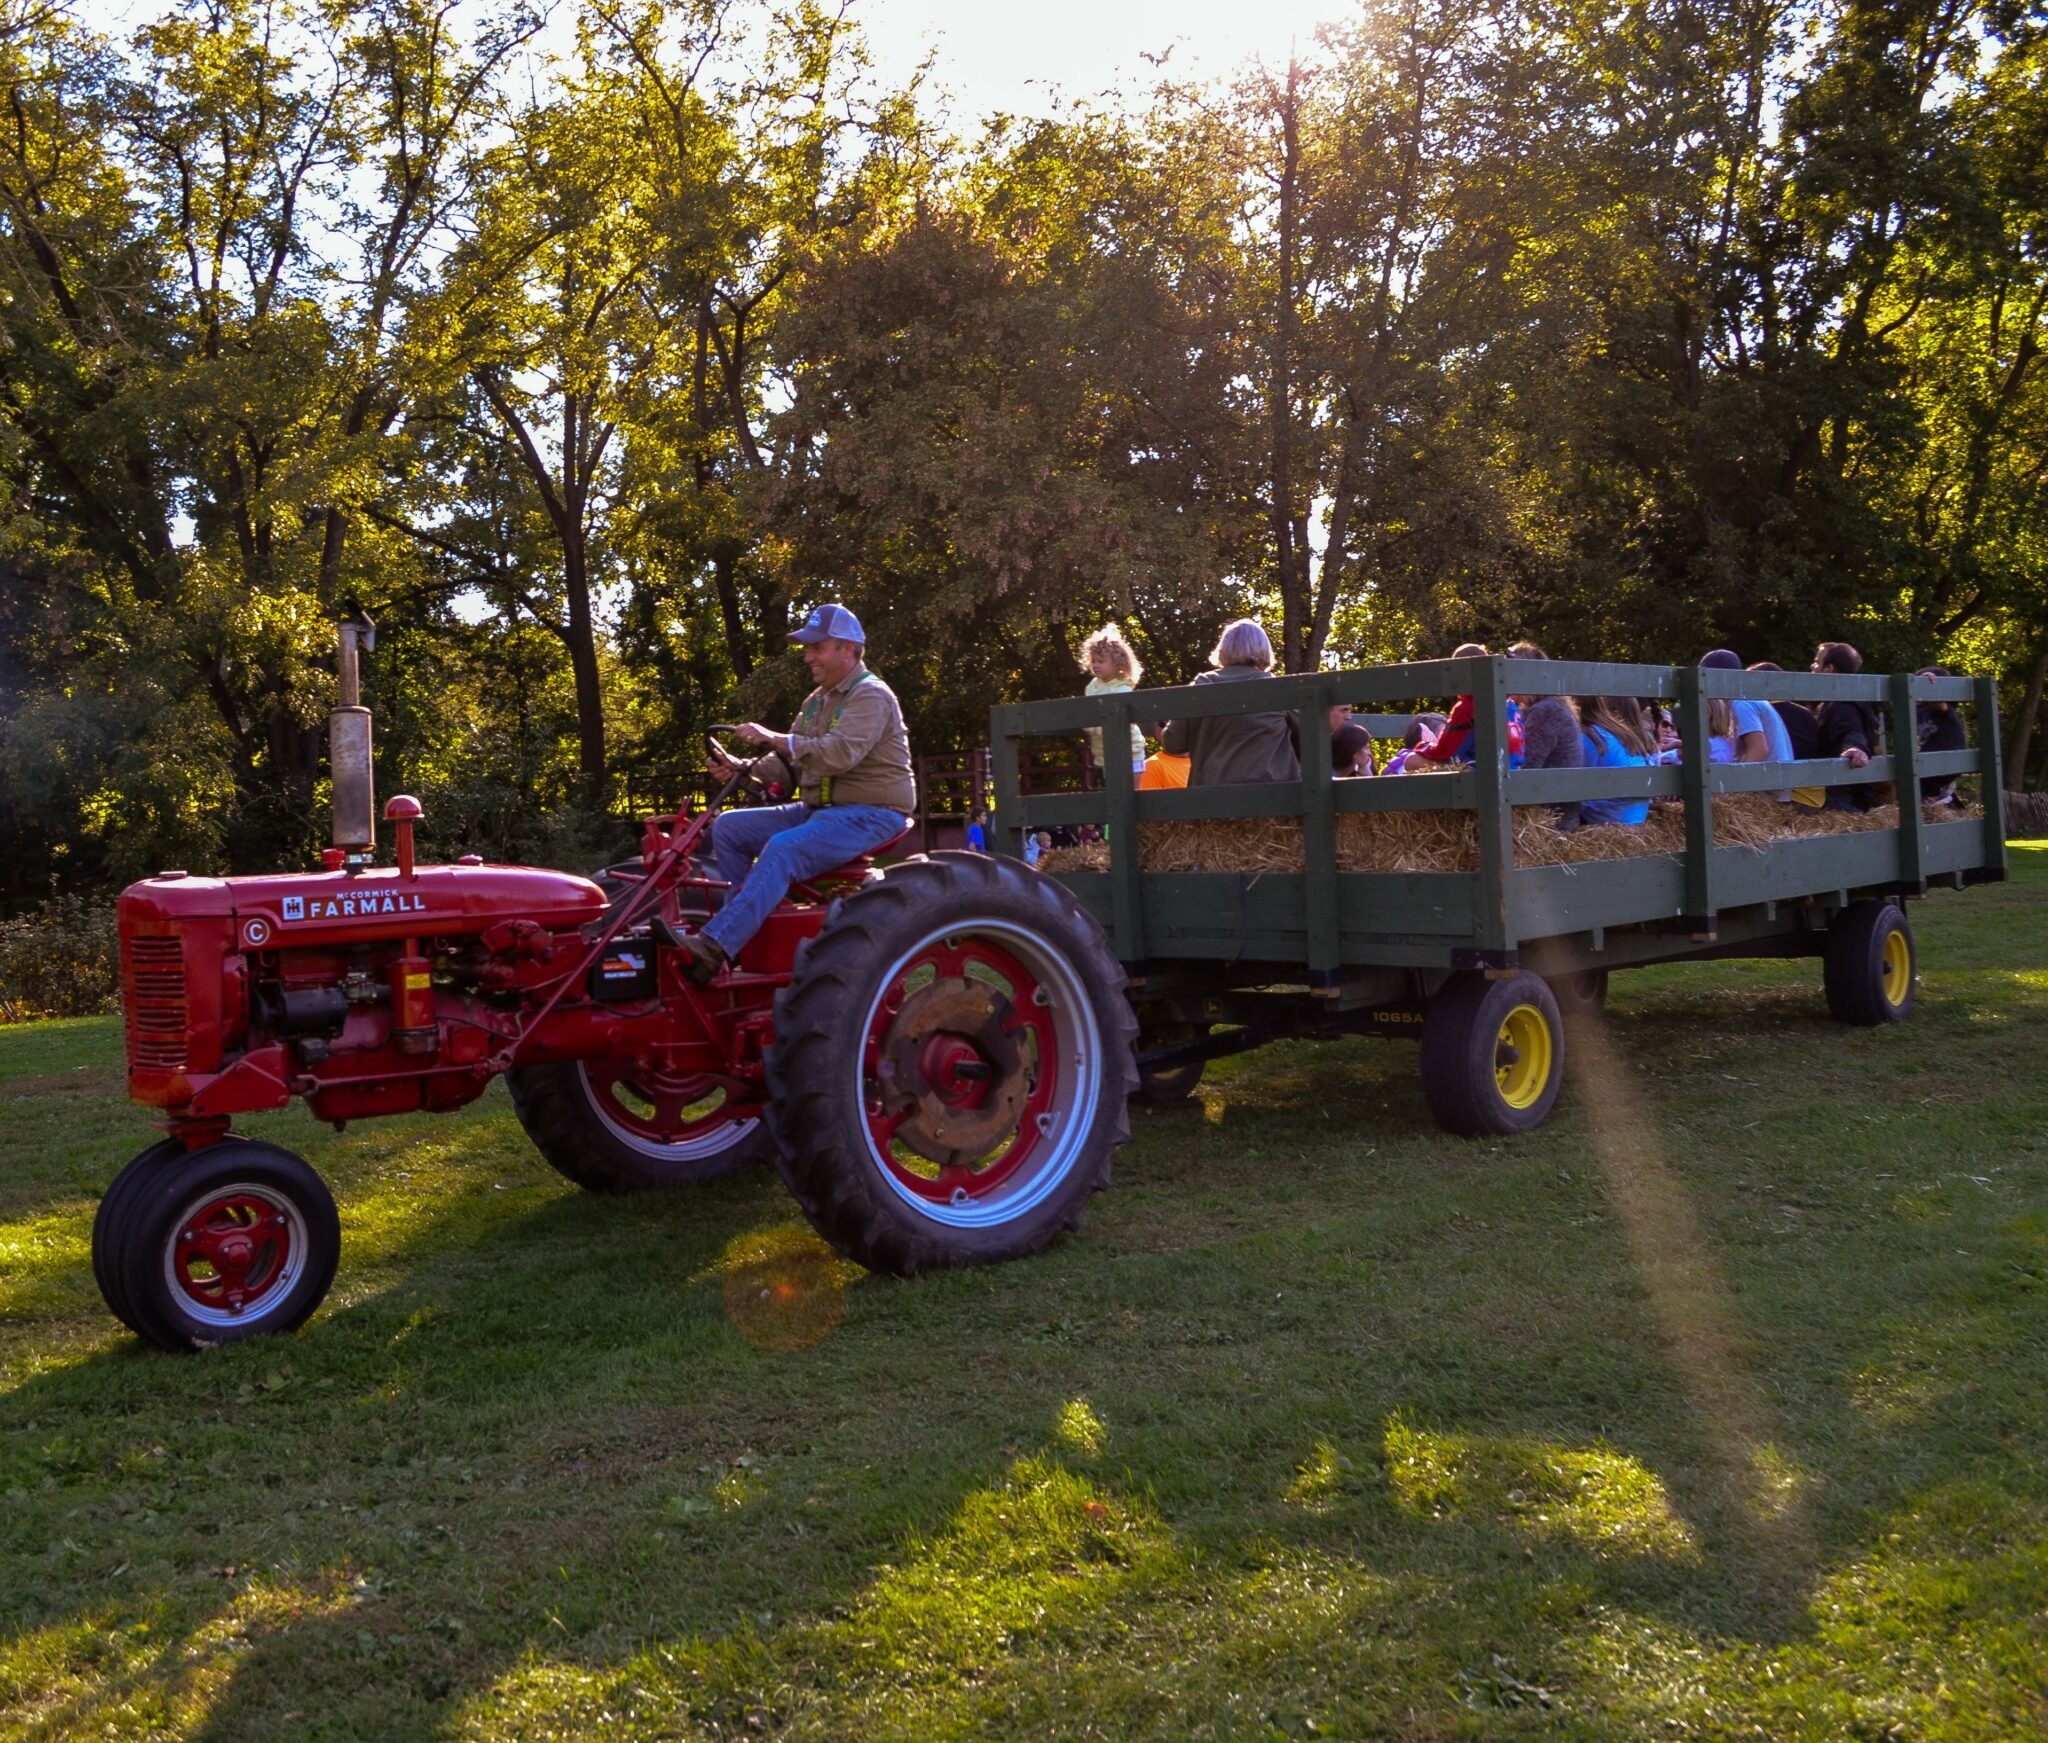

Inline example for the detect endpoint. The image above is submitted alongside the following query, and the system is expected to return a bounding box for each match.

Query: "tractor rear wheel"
[93,1137,340,1352]
[1420,971,1565,1136]
[507,1060,774,1192]
[765,852,1136,1275]
[1824,899,1916,1025]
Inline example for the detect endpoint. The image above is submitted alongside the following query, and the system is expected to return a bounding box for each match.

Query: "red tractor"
[96,622,1134,1351]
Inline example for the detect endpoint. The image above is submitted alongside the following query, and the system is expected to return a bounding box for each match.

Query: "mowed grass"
[4,855,2047,1742]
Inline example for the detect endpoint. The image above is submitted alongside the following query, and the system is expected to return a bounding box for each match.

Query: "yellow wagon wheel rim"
[1494,1004,1553,1110]
[1881,928,1912,1007]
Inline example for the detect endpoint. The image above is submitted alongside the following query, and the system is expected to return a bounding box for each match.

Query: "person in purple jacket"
[1508,642,1585,830]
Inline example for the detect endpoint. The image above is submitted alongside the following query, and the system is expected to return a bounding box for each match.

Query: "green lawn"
[4,854,2046,1741]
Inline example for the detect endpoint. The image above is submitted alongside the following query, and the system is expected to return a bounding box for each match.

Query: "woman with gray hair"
[1159,618,1301,786]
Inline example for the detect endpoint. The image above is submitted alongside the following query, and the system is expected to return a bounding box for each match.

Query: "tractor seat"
[794,824,916,898]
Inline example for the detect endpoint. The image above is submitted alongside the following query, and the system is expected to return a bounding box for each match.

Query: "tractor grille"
[123,936,189,1071]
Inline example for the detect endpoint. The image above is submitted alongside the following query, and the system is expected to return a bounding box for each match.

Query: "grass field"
[4,853,2046,1741]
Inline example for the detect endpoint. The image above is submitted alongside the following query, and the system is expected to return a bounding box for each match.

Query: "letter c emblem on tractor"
[243,917,272,947]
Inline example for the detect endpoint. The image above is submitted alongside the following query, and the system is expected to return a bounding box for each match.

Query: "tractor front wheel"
[93,1138,340,1352]
[765,852,1136,1275]
[1419,971,1566,1136]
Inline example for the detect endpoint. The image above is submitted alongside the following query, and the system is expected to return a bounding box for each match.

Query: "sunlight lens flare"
[718,1226,857,1351]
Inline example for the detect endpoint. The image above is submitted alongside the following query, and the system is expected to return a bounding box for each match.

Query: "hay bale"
[1033,793,1985,878]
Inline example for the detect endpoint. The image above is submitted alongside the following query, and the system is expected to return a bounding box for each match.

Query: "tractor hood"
[121,862,608,947]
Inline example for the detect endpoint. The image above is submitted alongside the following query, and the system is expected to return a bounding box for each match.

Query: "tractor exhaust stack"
[332,610,376,863]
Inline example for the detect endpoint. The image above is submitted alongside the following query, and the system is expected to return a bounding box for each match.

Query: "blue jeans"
[703,803,908,959]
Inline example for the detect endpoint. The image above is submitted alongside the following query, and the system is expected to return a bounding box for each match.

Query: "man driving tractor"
[681,602,917,983]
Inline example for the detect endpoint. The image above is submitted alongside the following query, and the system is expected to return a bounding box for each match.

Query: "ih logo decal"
[282,896,304,920]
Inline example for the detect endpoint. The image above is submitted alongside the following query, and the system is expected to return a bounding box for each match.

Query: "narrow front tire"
[95,1139,340,1353]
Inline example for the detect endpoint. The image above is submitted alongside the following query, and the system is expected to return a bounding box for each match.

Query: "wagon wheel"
[1133,1021,1208,1103]
[1546,969,1609,1026]
[1419,971,1566,1137]
[1823,900,1916,1025]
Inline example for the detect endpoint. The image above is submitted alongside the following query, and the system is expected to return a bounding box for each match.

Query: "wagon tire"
[1420,971,1565,1137]
[765,852,1136,1276]
[1134,1022,1207,1103]
[1547,969,1609,1026]
[1824,900,1915,1026]
[100,1138,340,1353]
[507,1061,774,1192]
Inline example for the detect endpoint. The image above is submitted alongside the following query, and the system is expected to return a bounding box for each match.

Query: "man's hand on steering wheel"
[732,721,783,750]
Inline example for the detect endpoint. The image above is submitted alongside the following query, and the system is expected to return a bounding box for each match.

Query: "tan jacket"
[786,663,917,813]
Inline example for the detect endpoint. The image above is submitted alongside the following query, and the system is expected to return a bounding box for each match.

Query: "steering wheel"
[706,733,789,806]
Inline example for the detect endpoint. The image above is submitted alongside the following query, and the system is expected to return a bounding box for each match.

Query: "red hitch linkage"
[485,776,740,1073]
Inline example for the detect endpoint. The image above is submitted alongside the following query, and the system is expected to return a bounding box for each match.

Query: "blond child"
[1077,624,1148,778]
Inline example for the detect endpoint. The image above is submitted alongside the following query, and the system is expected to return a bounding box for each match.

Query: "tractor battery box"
[590,936,658,1003]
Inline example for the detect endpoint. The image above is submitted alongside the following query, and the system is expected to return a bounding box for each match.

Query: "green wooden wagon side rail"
[989,657,2006,993]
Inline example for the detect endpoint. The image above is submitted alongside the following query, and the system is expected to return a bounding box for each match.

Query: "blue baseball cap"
[789,602,865,645]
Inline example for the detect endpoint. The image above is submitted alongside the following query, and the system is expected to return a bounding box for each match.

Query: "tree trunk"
[1268,61,1304,672]
[711,543,753,676]
[2005,635,2048,792]
[561,532,608,785]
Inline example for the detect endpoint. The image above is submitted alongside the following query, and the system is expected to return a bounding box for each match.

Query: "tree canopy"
[2,0,2044,899]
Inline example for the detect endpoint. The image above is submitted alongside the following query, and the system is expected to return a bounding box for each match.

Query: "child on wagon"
[1410,642,1525,766]
[1077,624,1149,782]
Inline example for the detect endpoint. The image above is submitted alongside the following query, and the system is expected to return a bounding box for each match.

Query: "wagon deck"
[992,656,2007,1129]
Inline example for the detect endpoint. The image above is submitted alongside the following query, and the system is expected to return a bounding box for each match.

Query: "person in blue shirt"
[1577,695,1657,824]
[964,810,988,852]
[1700,648,1793,799]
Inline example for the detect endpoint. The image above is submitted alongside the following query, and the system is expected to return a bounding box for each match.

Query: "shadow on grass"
[4,859,2046,1739]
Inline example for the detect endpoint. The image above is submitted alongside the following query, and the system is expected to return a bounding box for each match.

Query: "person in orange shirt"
[1139,750,1189,789]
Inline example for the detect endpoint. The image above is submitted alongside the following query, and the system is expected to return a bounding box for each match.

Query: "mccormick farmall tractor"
[99,618,1135,1351]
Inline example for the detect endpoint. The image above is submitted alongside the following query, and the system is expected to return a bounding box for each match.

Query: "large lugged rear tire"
[1419,970,1565,1136]
[507,1061,774,1191]
[93,1138,340,1353]
[1824,899,1916,1025]
[765,852,1137,1275]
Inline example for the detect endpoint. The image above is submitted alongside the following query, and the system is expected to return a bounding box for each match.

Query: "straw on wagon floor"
[1040,795,1983,878]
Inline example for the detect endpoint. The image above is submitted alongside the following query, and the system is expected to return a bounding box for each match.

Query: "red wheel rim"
[576,1062,758,1160]
[167,1186,305,1325]
[861,933,1062,1206]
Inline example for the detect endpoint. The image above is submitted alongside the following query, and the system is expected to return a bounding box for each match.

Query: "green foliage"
[1,0,2044,909]
[0,891,118,1021]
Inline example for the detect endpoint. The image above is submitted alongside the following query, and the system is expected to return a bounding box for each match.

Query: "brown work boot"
[676,930,728,985]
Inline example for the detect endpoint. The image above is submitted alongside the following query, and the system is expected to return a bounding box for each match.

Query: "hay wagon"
[991,656,2008,1133]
